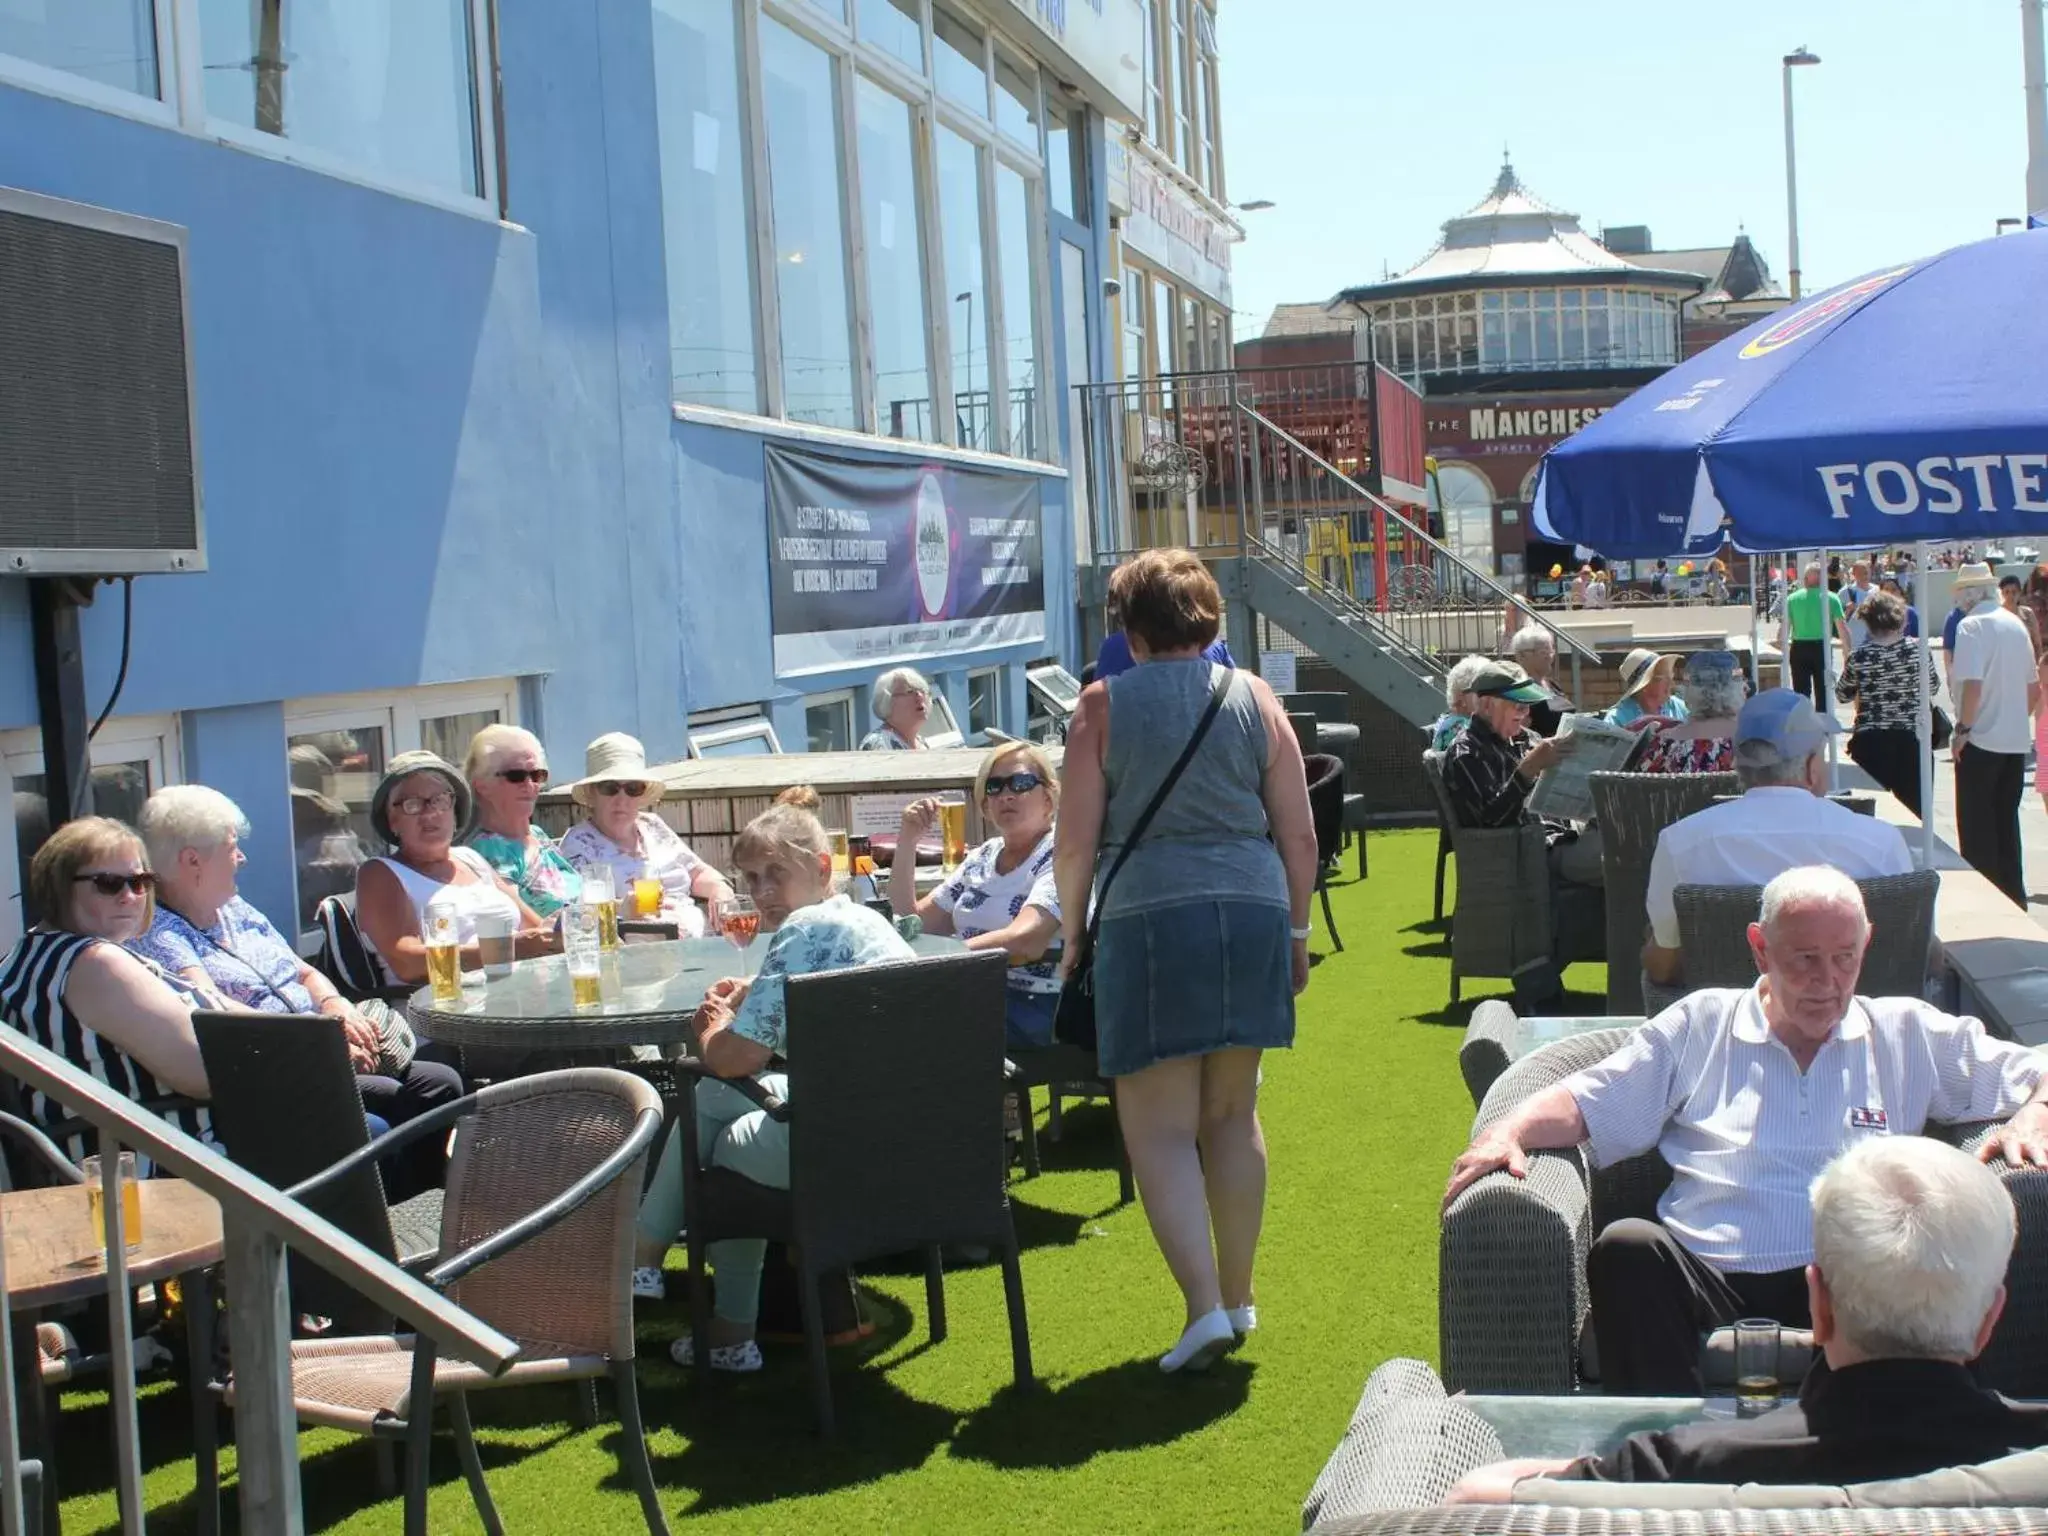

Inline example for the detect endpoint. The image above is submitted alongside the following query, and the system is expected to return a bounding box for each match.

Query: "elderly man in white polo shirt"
[1444,865,2048,1394]
[1641,689,1911,990]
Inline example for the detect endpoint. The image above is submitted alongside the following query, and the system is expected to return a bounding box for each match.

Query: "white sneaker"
[1159,1307,1235,1374]
[669,1335,763,1373]
[632,1267,667,1301]
[1226,1305,1257,1338]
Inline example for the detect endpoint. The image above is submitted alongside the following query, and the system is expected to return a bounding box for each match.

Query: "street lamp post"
[1782,47,1821,300]
[2026,0,2048,214]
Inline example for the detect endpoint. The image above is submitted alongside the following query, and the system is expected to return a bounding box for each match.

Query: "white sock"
[1226,1305,1257,1335]
[1159,1308,1235,1373]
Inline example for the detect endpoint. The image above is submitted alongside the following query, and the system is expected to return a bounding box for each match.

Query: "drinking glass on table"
[1734,1318,1782,1415]
[716,892,760,953]
[82,1151,142,1251]
[582,864,620,950]
[566,902,604,1008]
[631,876,663,920]
[421,896,462,1003]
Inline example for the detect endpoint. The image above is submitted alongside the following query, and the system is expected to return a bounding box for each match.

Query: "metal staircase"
[1077,365,1596,726]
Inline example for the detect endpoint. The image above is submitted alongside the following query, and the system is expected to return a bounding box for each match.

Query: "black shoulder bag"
[1054,665,1235,1051]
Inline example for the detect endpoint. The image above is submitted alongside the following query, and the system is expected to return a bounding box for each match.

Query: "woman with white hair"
[1506,626,1572,737]
[558,733,731,936]
[465,724,580,917]
[1428,655,1491,751]
[860,667,933,751]
[132,785,465,1198]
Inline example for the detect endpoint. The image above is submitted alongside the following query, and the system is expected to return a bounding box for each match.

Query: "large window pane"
[1152,277,1174,374]
[932,3,985,116]
[995,164,1038,457]
[419,708,498,766]
[760,17,856,429]
[287,726,384,932]
[1170,0,1192,170]
[857,0,921,72]
[1045,108,1077,220]
[0,0,157,97]
[1179,293,1200,372]
[936,126,991,448]
[654,0,759,411]
[1141,0,1161,143]
[198,0,479,196]
[857,77,935,443]
[993,52,1039,149]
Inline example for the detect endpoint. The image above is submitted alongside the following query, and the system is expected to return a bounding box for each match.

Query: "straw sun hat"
[569,732,665,809]
[1617,648,1680,702]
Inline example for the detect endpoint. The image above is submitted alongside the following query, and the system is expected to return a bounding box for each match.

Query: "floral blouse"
[727,894,914,1058]
[558,813,713,938]
[859,727,921,751]
[468,826,581,918]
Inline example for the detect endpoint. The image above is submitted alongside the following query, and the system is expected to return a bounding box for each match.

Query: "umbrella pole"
[1749,552,1763,696]
[1915,539,1935,870]
[1821,546,1840,778]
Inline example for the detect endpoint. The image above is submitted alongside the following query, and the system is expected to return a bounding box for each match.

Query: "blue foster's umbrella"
[1531,229,2048,558]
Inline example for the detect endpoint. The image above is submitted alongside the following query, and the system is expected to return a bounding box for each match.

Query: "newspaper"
[1525,712,1648,823]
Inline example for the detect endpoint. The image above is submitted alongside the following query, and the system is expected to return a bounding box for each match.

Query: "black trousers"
[1848,728,1923,818]
[1788,639,1828,711]
[1956,745,2028,908]
[1588,1218,1811,1395]
[357,1057,465,1203]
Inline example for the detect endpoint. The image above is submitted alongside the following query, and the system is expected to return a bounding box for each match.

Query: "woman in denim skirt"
[1056,549,1320,1373]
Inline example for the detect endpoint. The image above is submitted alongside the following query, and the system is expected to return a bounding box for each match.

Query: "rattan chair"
[674,951,1033,1435]
[193,1012,444,1333]
[209,1069,669,1536]
[1006,1043,1134,1205]
[1673,871,1938,998]
[1590,771,1738,1015]
[1421,751,1559,1004]
[1439,1032,2048,1397]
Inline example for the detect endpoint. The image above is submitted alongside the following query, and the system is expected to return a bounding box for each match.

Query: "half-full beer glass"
[422,896,462,1003]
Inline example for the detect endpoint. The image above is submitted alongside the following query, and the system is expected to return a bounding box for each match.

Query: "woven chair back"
[1304,752,1345,862]
[784,950,1011,1273]
[1674,869,1939,999]
[1591,771,1738,1014]
[440,1067,658,1361]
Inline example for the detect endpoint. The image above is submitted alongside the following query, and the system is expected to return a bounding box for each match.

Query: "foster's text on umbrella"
[1817,455,2048,519]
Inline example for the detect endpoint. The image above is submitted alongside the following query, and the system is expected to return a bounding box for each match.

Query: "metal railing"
[0,1031,517,1536]
[1077,363,1600,697]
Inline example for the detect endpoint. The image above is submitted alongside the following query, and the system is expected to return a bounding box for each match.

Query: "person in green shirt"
[1780,562,1854,712]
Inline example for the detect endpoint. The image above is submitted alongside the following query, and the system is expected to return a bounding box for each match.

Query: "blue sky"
[1216,0,2040,335]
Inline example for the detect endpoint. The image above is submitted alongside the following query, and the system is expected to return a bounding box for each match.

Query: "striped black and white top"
[1560,986,2044,1272]
[0,929,213,1164]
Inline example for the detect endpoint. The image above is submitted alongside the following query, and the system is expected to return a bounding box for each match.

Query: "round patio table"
[405,933,966,1053]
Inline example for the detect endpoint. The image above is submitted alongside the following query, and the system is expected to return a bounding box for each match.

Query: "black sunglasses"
[593,780,650,798]
[498,767,550,785]
[984,771,1045,798]
[74,871,156,897]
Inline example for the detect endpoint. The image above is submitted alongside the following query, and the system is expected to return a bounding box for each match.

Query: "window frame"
[965,665,1002,738]
[0,0,502,221]
[688,716,786,758]
[801,687,859,752]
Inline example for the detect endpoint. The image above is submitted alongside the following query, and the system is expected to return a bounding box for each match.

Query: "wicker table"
[407,934,966,1052]
[5,1180,223,1534]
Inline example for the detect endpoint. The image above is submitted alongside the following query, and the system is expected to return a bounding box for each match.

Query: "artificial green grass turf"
[54,828,1603,1533]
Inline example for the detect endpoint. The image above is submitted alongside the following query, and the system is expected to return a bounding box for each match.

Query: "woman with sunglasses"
[892,741,1063,1049]
[558,733,732,936]
[355,751,554,986]
[464,725,580,917]
[0,817,215,1157]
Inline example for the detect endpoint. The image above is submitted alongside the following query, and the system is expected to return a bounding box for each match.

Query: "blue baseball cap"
[1735,688,1842,759]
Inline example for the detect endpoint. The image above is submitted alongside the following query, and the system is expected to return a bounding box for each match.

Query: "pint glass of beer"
[83,1151,143,1251]
[938,798,968,870]
[582,865,620,950]
[422,896,463,1003]
[566,903,604,1008]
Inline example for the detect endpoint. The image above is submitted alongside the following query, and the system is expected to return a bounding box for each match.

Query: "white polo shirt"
[1644,788,1913,948]
[1952,599,2038,755]
[1561,986,2043,1271]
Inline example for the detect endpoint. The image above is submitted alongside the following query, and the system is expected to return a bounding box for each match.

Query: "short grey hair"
[1444,654,1490,712]
[465,724,544,783]
[1811,1137,2014,1360]
[1734,738,1819,790]
[1759,864,1868,939]
[871,666,931,721]
[138,784,249,869]
[1507,626,1554,661]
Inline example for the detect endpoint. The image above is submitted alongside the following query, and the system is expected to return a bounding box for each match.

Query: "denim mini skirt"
[1092,899,1295,1078]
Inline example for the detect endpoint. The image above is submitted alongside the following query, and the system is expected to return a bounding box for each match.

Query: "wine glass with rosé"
[717,892,760,955]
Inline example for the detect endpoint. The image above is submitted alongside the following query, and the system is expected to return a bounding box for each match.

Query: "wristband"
[1289,924,1312,941]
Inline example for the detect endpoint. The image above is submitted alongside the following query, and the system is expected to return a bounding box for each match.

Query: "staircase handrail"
[1234,400,1603,669]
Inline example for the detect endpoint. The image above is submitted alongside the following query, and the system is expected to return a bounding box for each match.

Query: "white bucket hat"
[569,732,664,808]
[1951,561,2000,600]
[1617,648,1679,702]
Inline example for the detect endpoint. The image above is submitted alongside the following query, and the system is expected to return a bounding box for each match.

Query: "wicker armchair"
[1456,1000,1523,1107]
[1590,771,1738,1015]
[1303,1360,2048,1535]
[1440,1032,2048,1397]
[1672,871,1939,998]
[209,1069,670,1536]
[675,952,1033,1435]
[1421,751,1558,1004]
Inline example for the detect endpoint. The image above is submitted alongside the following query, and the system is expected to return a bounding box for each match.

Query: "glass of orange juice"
[632,876,663,918]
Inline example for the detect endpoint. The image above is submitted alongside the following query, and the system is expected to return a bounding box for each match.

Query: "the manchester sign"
[1467,404,1609,443]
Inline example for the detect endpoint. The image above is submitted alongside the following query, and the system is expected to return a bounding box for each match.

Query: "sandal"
[669,1335,763,1373]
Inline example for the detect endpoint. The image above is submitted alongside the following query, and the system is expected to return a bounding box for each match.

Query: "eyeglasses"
[74,871,156,897]
[394,793,455,818]
[593,780,650,798]
[984,771,1045,798]
[891,688,929,702]
[497,767,550,786]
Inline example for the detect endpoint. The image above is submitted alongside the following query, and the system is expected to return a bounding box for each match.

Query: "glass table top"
[1507,1016,1641,1063]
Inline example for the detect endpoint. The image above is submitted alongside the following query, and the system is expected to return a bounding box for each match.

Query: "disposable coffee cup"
[475,908,517,979]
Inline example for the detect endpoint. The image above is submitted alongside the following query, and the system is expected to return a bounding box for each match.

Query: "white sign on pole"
[1260,651,1297,694]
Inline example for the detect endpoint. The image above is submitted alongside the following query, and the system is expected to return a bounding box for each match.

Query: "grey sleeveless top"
[1097,659,1287,919]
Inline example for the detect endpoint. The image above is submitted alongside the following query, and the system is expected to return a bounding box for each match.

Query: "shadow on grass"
[950,1357,1253,1470]
[1401,938,1452,959]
